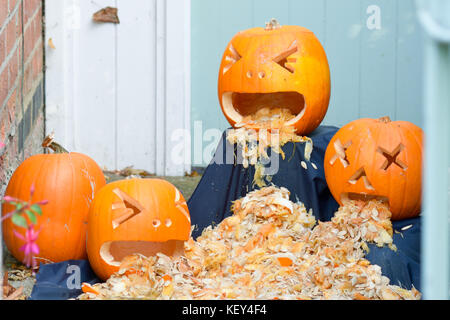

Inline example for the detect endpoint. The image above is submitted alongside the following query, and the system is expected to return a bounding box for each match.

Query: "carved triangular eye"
[174,189,191,223]
[348,167,375,191]
[111,188,145,229]
[223,44,242,74]
[273,41,298,73]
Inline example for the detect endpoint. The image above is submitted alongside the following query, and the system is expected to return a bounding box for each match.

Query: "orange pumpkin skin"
[87,178,191,280]
[2,152,106,264]
[218,24,331,135]
[324,117,424,220]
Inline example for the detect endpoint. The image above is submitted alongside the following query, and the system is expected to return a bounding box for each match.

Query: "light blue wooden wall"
[191,0,424,166]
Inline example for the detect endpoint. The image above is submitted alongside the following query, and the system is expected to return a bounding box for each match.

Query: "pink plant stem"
[0,211,16,222]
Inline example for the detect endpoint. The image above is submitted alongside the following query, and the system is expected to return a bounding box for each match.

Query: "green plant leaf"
[12,214,28,228]
[0,200,16,205]
[30,204,43,216]
[25,210,37,224]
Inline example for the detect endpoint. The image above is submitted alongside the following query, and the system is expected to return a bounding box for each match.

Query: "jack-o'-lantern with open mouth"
[87,178,191,280]
[218,19,331,135]
[324,117,424,220]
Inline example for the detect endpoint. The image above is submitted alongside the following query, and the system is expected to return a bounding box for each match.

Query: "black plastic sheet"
[29,260,99,300]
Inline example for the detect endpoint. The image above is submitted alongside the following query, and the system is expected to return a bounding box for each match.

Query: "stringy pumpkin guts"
[226,107,314,187]
[78,186,420,300]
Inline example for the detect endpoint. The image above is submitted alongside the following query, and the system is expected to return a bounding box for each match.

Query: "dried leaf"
[93,7,120,24]
[185,171,200,177]
[48,38,56,49]
[4,286,24,300]
[2,272,25,300]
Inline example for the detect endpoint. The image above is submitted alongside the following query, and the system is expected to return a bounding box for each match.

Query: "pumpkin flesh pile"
[236,107,297,130]
[226,107,314,187]
[78,186,420,300]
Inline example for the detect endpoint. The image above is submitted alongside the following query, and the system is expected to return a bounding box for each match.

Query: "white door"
[44,0,191,176]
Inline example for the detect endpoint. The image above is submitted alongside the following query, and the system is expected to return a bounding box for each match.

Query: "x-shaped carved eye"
[329,139,352,168]
[273,40,298,73]
[377,144,408,170]
[222,44,242,75]
[111,188,145,229]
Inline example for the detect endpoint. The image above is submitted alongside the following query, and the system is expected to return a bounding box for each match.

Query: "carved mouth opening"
[340,192,389,205]
[100,240,185,267]
[222,92,306,127]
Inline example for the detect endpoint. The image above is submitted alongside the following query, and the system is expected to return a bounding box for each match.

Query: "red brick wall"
[0,0,44,193]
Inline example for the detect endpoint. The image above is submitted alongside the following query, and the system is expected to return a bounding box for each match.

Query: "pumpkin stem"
[378,116,392,123]
[42,134,69,154]
[265,18,281,31]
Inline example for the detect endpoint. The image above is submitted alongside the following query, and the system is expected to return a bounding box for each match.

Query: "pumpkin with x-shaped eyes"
[86,178,191,280]
[218,19,330,135]
[324,117,424,220]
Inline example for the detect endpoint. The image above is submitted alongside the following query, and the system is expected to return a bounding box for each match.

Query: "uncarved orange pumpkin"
[324,117,424,220]
[87,178,191,280]
[218,19,331,135]
[2,138,106,264]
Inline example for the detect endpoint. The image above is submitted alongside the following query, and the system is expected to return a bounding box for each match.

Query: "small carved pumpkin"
[324,117,424,220]
[86,178,191,280]
[2,136,106,264]
[218,19,331,135]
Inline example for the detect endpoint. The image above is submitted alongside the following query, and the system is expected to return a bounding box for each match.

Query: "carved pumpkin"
[87,178,191,280]
[324,117,424,220]
[2,136,106,264]
[218,19,331,135]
